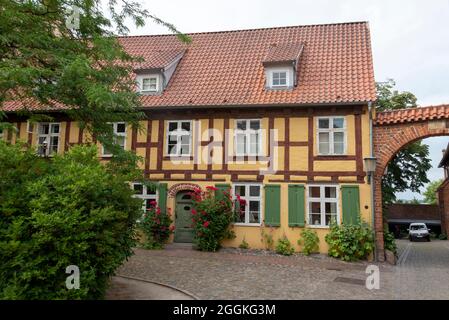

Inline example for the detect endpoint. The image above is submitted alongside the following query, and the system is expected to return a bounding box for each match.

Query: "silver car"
[408,223,431,242]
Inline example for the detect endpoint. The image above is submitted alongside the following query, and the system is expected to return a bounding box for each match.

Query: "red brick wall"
[438,179,449,236]
[386,204,440,221]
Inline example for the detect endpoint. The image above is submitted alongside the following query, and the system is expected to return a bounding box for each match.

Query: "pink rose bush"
[190,186,235,251]
[139,203,174,249]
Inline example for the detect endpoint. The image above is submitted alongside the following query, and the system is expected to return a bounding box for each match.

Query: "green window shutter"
[341,185,360,225]
[215,184,231,201]
[288,184,305,227]
[158,183,168,215]
[264,185,281,227]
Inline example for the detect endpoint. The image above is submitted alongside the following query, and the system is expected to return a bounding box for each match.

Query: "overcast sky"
[127,0,449,200]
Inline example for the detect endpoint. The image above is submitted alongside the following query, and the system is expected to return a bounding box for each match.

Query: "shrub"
[239,238,249,249]
[139,204,174,249]
[383,230,397,254]
[325,222,375,262]
[438,233,447,240]
[190,186,234,251]
[275,236,295,256]
[298,229,320,255]
[0,143,142,299]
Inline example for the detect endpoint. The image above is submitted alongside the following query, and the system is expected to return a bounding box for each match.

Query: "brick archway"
[168,183,201,198]
[373,105,449,261]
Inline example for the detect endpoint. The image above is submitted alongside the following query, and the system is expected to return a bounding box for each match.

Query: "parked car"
[408,223,431,242]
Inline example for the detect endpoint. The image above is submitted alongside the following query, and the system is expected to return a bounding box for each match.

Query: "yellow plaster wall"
[290,117,308,141]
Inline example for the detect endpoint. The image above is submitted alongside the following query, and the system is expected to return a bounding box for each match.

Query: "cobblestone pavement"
[115,241,449,300]
[391,239,449,300]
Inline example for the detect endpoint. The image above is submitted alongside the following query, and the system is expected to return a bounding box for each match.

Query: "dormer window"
[142,76,158,92]
[138,75,159,93]
[271,70,289,87]
[262,42,303,91]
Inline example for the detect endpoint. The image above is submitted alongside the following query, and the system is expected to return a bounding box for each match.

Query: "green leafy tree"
[376,80,432,206]
[423,179,443,204]
[0,142,143,299]
[0,0,189,152]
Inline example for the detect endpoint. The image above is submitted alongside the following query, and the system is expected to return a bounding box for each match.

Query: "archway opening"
[375,135,449,263]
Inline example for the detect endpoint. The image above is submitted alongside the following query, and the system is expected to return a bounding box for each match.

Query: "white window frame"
[270,68,290,88]
[132,183,158,221]
[232,183,263,226]
[165,120,193,157]
[36,122,61,157]
[140,75,159,93]
[132,183,158,210]
[316,116,347,155]
[234,119,263,156]
[102,122,127,157]
[307,184,340,228]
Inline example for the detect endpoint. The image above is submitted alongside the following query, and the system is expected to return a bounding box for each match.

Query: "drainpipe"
[368,101,377,261]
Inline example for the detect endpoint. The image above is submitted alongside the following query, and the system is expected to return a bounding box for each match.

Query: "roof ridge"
[117,21,369,39]
[377,104,449,114]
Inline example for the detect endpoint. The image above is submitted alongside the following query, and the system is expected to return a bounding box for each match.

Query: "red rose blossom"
[203,221,210,228]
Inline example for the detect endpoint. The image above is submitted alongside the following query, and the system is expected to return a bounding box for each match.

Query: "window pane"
[133,184,143,195]
[236,120,246,130]
[168,122,178,132]
[333,118,344,129]
[249,201,260,223]
[234,185,245,197]
[50,136,59,153]
[319,132,330,154]
[310,214,321,226]
[180,144,190,155]
[116,123,126,133]
[146,188,156,196]
[279,72,287,85]
[334,143,344,155]
[169,134,177,142]
[318,119,329,129]
[249,186,260,197]
[235,204,245,223]
[325,202,337,214]
[334,132,344,143]
[51,124,60,134]
[310,201,321,214]
[325,187,336,199]
[249,133,259,154]
[325,215,337,226]
[168,143,177,155]
[39,124,49,135]
[180,134,190,145]
[116,136,125,149]
[310,187,321,198]
[236,134,246,154]
[250,120,260,130]
[181,122,191,132]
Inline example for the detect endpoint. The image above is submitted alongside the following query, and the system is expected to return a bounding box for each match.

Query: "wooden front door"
[174,191,194,243]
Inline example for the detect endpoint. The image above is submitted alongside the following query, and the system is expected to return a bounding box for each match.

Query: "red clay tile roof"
[374,105,449,125]
[2,21,376,111]
[263,42,304,64]
[133,49,185,70]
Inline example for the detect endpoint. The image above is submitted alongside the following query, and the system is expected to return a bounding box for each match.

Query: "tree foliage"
[376,79,432,205]
[0,142,143,299]
[423,179,443,204]
[0,0,189,152]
